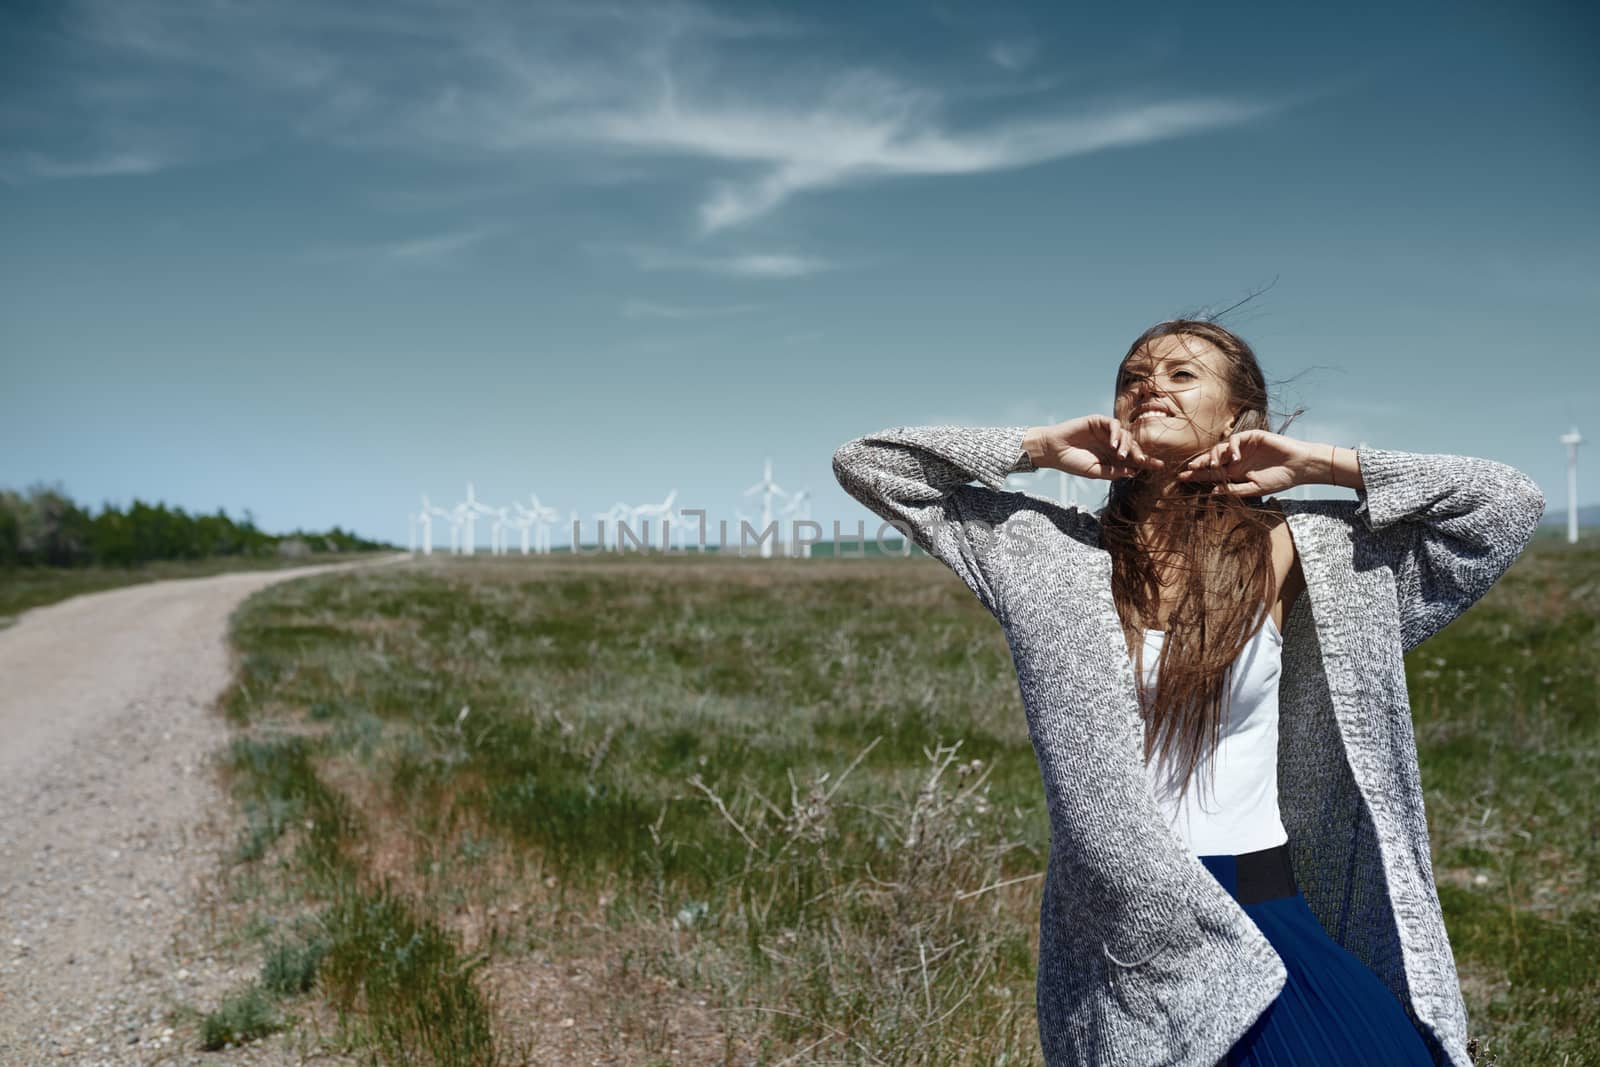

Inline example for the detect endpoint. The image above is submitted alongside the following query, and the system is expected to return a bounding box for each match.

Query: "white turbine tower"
[459,483,496,556]
[488,505,512,555]
[446,499,468,554]
[526,495,558,555]
[1561,425,1583,544]
[592,502,631,551]
[611,501,640,551]
[735,507,756,556]
[419,495,451,556]
[630,490,679,552]
[626,501,655,551]
[590,507,613,552]
[781,488,813,558]
[533,499,561,554]
[509,502,537,555]
[664,498,700,551]
[743,458,788,559]
[621,501,645,550]
[428,495,454,556]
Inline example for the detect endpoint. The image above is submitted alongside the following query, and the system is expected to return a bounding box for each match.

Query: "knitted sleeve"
[1351,448,1546,652]
[831,426,1036,619]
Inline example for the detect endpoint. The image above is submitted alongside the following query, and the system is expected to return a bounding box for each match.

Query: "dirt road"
[0,555,410,1064]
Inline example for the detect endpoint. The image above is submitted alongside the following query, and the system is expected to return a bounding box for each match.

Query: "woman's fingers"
[1177,441,1226,479]
[1109,419,1168,469]
[1120,429,1161,468]
[1099,456,1140,479]
[1088,417,1178,479]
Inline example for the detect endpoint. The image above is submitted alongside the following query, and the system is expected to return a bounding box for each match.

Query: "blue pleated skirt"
[1199,849,1436,1066]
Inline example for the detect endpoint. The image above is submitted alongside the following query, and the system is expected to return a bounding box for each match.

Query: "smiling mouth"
[1134,410,1174,422]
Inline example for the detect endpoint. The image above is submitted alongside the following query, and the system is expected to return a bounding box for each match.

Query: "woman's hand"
[1025,416,1167,480]
[1176,430,1314,496]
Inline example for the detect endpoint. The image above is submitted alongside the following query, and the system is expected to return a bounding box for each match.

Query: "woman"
[831,319,1544,1066]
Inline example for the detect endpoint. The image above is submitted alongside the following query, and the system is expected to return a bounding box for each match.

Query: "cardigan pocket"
[1100,881,1208,1038]
[1099,874,1195,977]
[1099,872,1202,997]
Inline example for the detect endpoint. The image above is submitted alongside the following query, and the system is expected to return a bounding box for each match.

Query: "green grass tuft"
[200,982,283,1050]
[321,883,501,1067]
[261,933,330,996]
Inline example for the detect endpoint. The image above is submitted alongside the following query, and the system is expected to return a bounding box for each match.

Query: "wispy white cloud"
[621,299,763,319]
[365,180,539,213]
[626,245,834,278]
[7,150,167,180]
[381,226,496,263]
[687,92,1284,232]
[421,46,1298,231]
[23,0,1317,237]
[308,225,500,267]
[987,40,1039,71]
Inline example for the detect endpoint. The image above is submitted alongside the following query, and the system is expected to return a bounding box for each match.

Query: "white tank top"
[1132,602,1290,856]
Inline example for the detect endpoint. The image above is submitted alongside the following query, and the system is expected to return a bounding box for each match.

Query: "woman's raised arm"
[831,425,1037,619]
[1348,447,1546,652]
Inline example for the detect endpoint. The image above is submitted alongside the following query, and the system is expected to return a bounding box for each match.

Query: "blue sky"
[3,0,1595,548]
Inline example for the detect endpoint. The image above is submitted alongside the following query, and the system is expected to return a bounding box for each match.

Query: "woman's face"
[1114,334,1238,458]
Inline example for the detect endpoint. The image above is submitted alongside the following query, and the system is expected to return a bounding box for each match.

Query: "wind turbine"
[1561,425,1583,544]
[592,502,631,551]
[489,505,514,555]
[631,490,679,552]
[526,495,559,555]
[509,502,537,555]
[459,483,496,556]
[422,495,454,556]
[626,501,655,551]
[590,506,614,552]
[612,501,640,550]
[743,458,788,559]
[533,500,561,554]
[735,507,757,556]
[781,488,814,558]
[418,495,451,556]
[445,499,467,554]
[664,498,701,551]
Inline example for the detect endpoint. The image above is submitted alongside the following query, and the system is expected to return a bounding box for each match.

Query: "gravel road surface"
[0,556,410,1064]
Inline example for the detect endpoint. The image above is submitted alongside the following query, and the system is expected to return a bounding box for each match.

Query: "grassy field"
[202,540,1597,1065]
[0,551,400,630]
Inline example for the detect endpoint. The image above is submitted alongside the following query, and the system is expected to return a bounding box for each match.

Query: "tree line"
[0,482,390,568]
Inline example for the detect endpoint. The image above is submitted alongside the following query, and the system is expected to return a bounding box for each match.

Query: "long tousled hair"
[1098,317,1305,809]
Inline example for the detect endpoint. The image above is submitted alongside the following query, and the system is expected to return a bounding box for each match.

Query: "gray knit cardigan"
[831,425,1546,1067]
